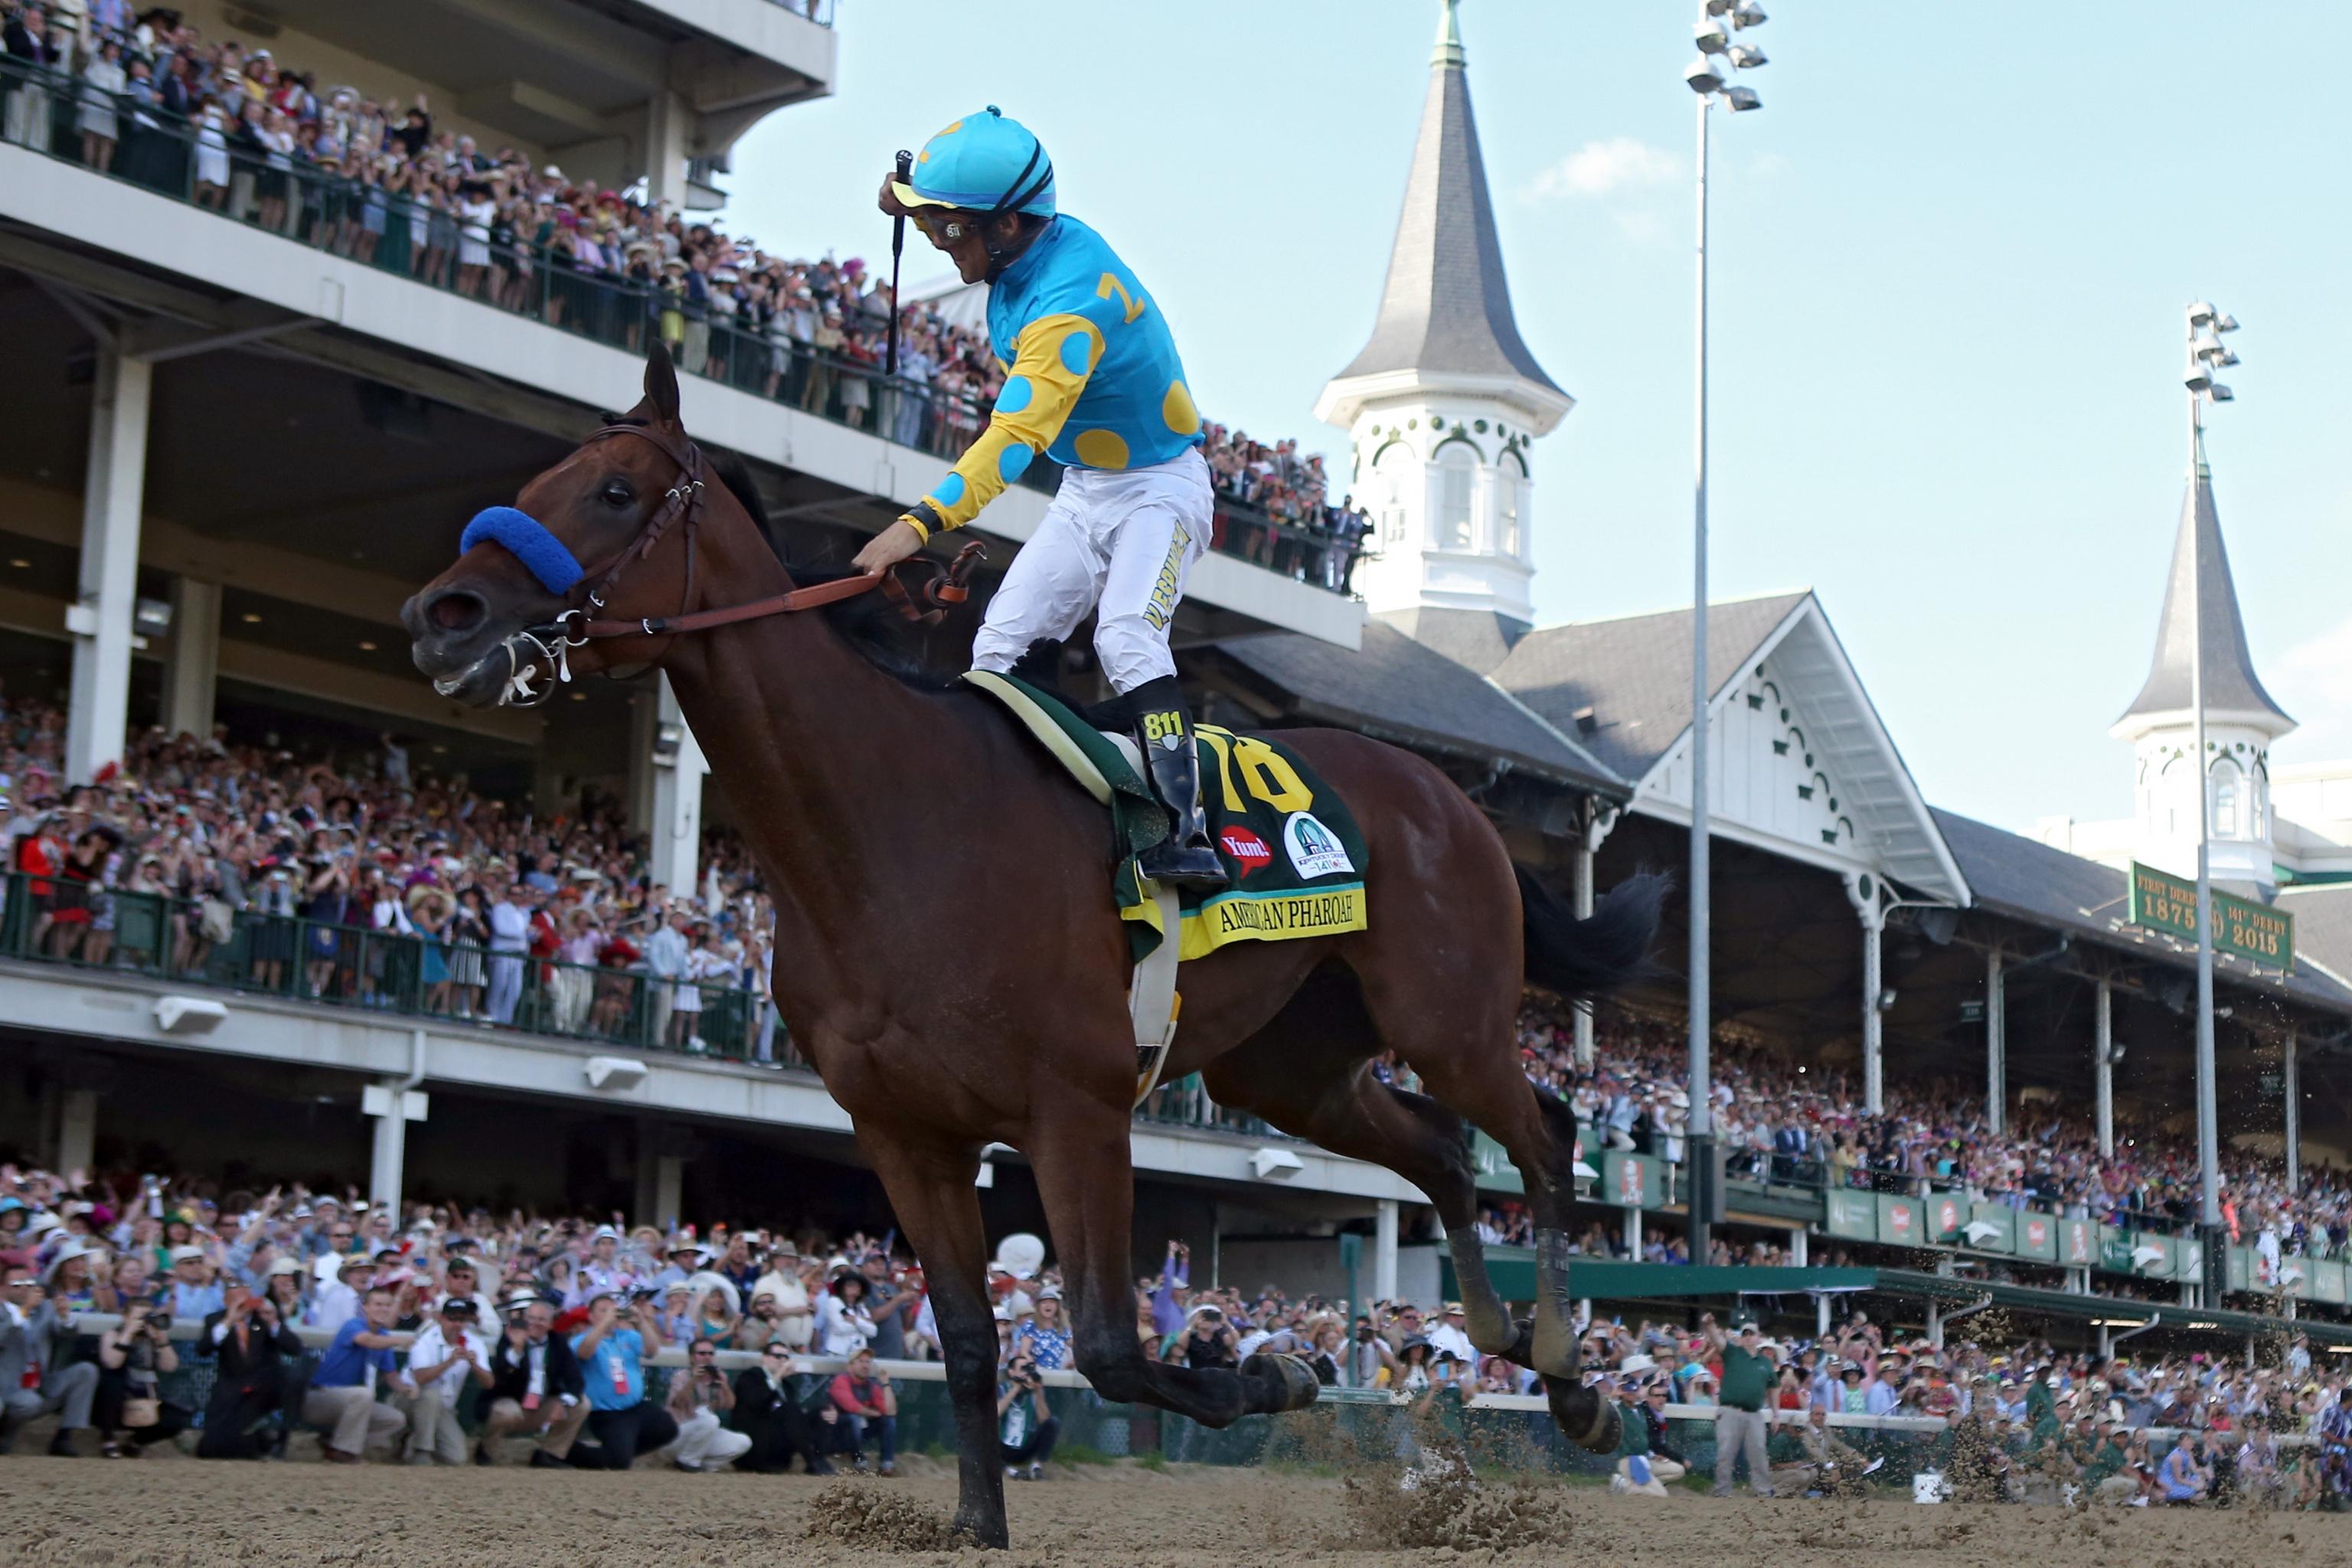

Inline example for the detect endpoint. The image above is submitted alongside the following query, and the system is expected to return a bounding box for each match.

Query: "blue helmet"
[890,105,1056,220]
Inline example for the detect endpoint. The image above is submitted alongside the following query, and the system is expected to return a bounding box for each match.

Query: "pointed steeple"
[1319,0,1566,426]
[2115,428,2293,735]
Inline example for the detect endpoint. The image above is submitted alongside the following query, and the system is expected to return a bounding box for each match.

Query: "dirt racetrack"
[2,1451,2342,1568]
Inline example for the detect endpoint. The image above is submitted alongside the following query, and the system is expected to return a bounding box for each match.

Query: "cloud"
[1524,137,1682,202]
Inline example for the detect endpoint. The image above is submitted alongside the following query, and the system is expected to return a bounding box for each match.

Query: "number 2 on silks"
[1096,272,1148,324]
[1194,727,1312,814]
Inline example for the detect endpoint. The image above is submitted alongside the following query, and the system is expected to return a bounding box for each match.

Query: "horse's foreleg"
[1027,1101,1315,1429]
[858,1131,1008,1548]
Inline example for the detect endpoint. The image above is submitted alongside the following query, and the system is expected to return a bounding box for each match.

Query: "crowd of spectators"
[0,0,1372,593]
[0,683,790,1060]
[1514,998,2352,1270]
[6,1161,2352,1508]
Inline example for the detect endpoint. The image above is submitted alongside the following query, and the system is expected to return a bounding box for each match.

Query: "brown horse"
[404,347,1659,1545]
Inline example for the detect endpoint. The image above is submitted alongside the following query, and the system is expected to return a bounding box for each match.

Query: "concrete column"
[1815,1293,1831,1338]
[1926,1301,1943,1350]
[368,1103,406,1217]
[639,675,706,899]
[1788,1227,1808,1266]
[643,89,692,217]
[161,576,220,740]
[56,1088,99,1175]
[654,1154,685,1233]
[1845,874,1886,1116]
[1622,1204,1642,1258]
[1985,949,2006,1136]
[66,348,152,782]
[1570,807,1617,1071]
[2285,1029,2301,1195]
[2094,979,2115,1159]
[1374,1198,1400,1302]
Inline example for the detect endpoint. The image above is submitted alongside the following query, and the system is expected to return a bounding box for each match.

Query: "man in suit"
[195,1285,309,1459]
[730,1341,836,1475]
[1,1260,98,1455]
[479,1295,586,1466]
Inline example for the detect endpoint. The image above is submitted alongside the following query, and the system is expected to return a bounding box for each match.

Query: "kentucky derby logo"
[1282,812,1354,880]
[1219,825,1272,877]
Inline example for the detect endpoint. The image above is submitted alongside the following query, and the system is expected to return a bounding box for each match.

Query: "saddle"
[960,671,1370,1105]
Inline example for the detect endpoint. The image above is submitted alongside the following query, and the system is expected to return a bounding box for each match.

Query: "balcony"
[0,58,1364,644]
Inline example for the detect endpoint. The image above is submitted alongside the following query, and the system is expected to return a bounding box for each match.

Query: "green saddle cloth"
[961,671,1370,962]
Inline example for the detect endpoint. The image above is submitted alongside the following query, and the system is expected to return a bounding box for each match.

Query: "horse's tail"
[1515,865,1668,1000]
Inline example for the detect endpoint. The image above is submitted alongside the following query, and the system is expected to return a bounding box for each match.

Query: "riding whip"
[887,148,911,378]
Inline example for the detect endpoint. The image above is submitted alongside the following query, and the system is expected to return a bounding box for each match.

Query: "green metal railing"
[0,55,1357,593]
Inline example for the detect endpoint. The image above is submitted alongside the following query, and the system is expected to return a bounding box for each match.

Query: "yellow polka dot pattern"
[1073,429,1131,470]
[1161,379,1200,437]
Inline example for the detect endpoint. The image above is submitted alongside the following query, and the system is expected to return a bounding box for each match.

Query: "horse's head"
[403,345,716,707]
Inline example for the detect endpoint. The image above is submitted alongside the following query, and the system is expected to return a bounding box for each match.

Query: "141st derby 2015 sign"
[2128,862,2293,972]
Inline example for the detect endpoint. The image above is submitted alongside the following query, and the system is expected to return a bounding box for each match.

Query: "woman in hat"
[409,882,452,1012]
[446,884,488,1018]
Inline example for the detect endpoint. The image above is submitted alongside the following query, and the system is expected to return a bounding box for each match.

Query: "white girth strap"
[1129,878,1183,1107]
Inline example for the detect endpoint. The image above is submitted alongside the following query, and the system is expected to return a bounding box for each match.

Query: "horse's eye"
[601,481,634,508]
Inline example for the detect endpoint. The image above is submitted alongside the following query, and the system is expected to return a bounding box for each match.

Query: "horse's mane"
[696,443,949,690]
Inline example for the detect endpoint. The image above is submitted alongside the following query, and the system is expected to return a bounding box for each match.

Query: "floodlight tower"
[1681,0,1767,1266]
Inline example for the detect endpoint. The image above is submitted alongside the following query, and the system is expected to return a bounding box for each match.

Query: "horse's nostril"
[429,590,488,633]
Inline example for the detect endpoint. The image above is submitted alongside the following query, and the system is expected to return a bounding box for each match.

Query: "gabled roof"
[2116,435,2293,735]
[1326,0,1560,400]
[1491,593,1968,905]
[2278,884,2352,991]
[1208,621,1624,796]
[1935,808,2352,1014]
[1491,593,1807,782]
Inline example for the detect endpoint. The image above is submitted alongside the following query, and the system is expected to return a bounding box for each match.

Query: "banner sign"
[1606,1152,1659,1209]
[2099,1227,2132,1275]
[2016,1212,2057,1262]
[2129,861,2294,972]
[1877,1195,1922,1249]
[2060,1219,2096,1267]
[1966,1203,2014,1255]
[1928,1194,1965,1244]
[1827,1190,1877,1241]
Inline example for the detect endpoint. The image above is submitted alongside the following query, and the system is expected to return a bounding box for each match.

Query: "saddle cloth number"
[1194,725,1313,815]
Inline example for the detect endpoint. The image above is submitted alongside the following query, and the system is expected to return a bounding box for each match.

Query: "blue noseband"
[459,506,586,596]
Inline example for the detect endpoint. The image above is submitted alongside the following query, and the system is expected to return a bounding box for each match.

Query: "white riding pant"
[969,446,1211,694]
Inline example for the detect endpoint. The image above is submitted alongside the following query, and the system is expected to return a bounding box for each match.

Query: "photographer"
[1338,1315,1397,1390]
[730,1341,836,1475]
[827,1345,898,1475]
[303,1282,413,1462]
[1181,1304,1239,1371]
[196,1285,307,1460]
[402,1297,492,1465]
[997,1348,1059,1482]
[93,1299,188,1457]
[481,1297,586,1467]
[660,1337,752,1472]
[568,1291,677,1468]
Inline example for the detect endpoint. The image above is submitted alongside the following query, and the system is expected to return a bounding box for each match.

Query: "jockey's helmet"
[891,106,1057,223]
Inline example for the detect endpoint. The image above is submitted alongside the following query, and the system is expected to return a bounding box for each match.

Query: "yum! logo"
[1218,826,1272,877]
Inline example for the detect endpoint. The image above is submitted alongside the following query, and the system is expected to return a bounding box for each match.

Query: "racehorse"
[403,346,1661,1546]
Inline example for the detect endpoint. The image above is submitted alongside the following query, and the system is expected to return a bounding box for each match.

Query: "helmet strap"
[978,142,1054,283]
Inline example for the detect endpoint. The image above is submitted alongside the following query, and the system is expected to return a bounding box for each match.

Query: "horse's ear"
[644,342,681,429]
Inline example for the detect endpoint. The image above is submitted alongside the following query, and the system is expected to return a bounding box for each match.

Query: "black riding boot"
[1129,679,1230,893]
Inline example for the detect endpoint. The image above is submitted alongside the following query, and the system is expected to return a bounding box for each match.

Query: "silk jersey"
[903,215,1204,539]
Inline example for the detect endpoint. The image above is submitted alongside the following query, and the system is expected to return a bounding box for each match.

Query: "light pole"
[1680,0,1766,1267]
[2182,299,2239,1297]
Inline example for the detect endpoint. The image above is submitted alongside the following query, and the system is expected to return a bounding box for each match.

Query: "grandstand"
[1,0,2350,1449]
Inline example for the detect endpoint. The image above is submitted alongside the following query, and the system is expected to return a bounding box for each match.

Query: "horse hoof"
[1242,1351,1322,1413]
[1545,1378,1622,1455]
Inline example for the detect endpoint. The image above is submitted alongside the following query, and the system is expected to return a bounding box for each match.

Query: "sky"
[724,2,2352,836]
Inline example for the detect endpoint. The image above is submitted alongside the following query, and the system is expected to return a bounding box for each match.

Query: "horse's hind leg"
[1024,1093,1318,1429]
[1197,966,1520,1359]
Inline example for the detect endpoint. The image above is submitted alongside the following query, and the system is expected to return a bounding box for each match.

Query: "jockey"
[855,107,1227,892]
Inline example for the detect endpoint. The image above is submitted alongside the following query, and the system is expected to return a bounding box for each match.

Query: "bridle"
[459,421,984,707]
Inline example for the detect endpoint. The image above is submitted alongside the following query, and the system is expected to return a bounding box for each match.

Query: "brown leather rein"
[478,423,985,707]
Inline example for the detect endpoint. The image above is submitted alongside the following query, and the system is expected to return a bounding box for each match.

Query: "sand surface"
[4,1450,2346,1567]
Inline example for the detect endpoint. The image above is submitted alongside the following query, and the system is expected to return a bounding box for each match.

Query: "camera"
[148,1312,172,1334]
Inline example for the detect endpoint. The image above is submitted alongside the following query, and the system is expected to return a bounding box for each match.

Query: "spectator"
[570,1292,676,1468]
[194,1285,308,1459]
[480,1295,587,1467]
[660,1336,752,1472]
[1014,1284,1070,1371]
[815,1270,875,1357]
[90,1297,186,1457]
[827,1345,897,1476]
[730,1340,835,1475]
[1704,1313,1776,1498]
[401,1295,492,1464]
[304,1282,412,1462]
[997,1345,1058,1481]
[0,1259,96,1455]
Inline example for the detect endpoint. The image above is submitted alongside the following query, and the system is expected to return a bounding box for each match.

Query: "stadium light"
[2182,298,2245,1300]
[1683,0,1770,1267]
